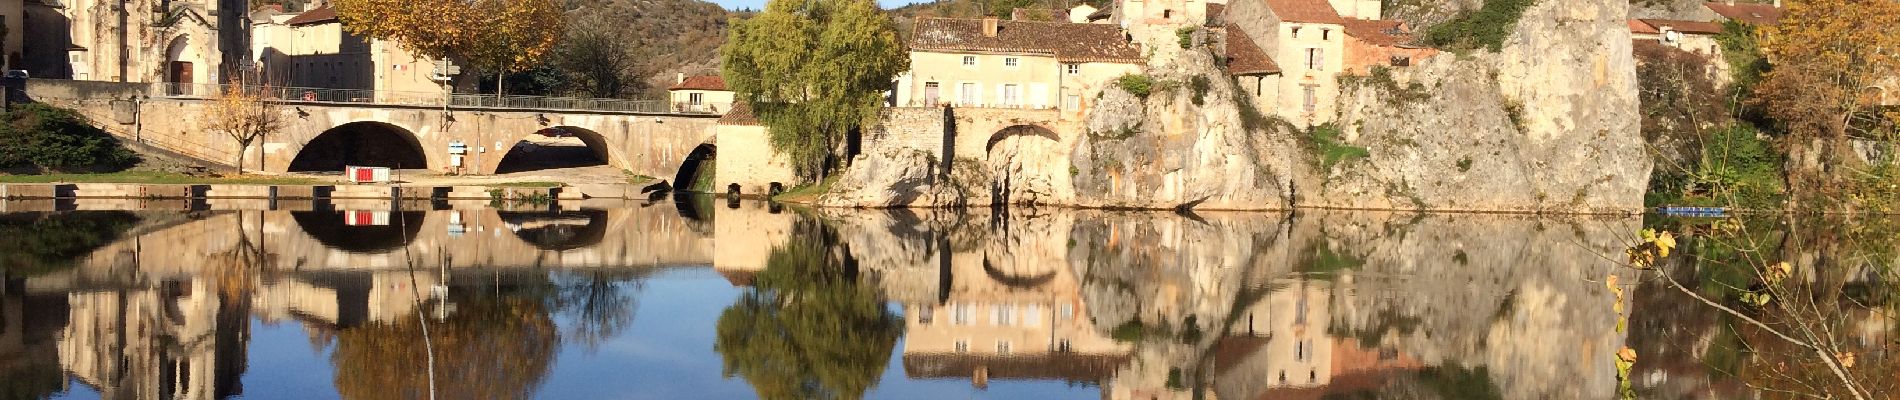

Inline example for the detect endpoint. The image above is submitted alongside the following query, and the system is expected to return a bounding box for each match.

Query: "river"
[0,197,1892,399]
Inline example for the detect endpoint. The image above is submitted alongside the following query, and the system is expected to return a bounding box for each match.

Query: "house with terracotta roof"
[1703,0,1782,26]
[893,16,1144,118]
[1220,0,1427,126]
[1629,19,1724,56]
[250,4,441,94]
[668,74,733,114]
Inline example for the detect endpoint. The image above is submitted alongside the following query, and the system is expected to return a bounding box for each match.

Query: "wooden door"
[170,61,194,95]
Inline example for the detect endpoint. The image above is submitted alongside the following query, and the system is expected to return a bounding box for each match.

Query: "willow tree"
[1754,0,1900,208]
[721,0,908,182]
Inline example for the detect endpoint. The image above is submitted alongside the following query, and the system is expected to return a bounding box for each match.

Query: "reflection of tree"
[547,271,646,353]
[330,292,559,400]
[714,222,902,400]
[0,211,139,276]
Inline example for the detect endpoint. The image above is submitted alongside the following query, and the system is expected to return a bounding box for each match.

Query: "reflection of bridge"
[24,207,715,293]
[20,79,719,179]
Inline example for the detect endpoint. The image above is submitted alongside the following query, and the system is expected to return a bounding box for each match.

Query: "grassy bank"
[0,171,329,185]
[772,176,838,203]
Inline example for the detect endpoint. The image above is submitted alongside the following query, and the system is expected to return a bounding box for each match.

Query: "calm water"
[0,197,1893,399]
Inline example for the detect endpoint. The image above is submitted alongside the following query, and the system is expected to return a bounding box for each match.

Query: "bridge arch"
[673,143,717,192]
[494,126,613,174]
[984,124,1060,152]
[498,209,609,251]
[288,121,430,172]
[291,210,427,254]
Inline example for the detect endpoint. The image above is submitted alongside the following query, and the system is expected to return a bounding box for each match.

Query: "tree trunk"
[497,72,505,102]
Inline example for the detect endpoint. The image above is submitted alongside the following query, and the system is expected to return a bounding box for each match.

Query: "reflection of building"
[58,279,246,399]
[0,277,70,398]
[901,252,1131,388]
[252,271,439,328]
[1211,280,1421,400]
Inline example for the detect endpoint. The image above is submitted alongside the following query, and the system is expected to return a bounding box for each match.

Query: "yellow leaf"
[1655,231,1676,257]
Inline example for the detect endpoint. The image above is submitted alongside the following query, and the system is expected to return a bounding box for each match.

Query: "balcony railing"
[153,83,675,114]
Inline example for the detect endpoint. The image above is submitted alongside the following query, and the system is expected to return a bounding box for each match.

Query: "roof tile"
[1340,19,1414,47]
[910,17,1143,63]
[285,6,338,26]
[1224,26,1280,75]
[1263,0,1344,24]
[670,75,728,91]
[1639,18,1725,35]
[1703,1,1781,25]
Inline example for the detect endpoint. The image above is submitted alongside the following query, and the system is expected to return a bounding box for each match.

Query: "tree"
[1753,0,1900,209]
[713,221,901,400]
[558,18,637,99]
[200,84,283,175]
[466,0,565,98]
[721,0,908,182]
[332,0,564,97]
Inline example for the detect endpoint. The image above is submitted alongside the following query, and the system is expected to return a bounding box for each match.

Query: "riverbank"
[0,181,594,201]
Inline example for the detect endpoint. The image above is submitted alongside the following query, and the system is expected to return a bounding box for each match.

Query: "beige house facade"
[1223,0,1431,127]
[251,5,440,95]
[668,74,734,114]
[894,17,1143,120]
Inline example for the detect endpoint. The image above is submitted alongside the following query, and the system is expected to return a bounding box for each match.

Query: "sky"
[709,0,926,12]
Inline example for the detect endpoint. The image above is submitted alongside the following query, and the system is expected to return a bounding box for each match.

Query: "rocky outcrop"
[1303,0,1651,213]
[1068,36,1301,210]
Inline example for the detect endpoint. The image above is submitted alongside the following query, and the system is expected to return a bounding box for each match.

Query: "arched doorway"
[672,143,716,193]
[290,211,426,254]
[493,126,611,174]
[288,122,429,172]
[163,35,196,95]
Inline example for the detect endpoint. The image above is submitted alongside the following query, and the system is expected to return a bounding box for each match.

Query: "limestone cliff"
[1303,0,1651,213]
[1068,40,1300,210]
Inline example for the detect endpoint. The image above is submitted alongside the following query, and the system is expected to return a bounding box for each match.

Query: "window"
[960,82,979,105]
[962,55,977,66]
[1254,77,1264,95]
[1004,57,1019,67]
[1024,304,1041,326]
[1322,29,1331,40]
[1065,63,1080,74]
[1063,94,1080,110]
[1306,48,1324,70]
[919,306,935,325]
[996,341,1012,354]
[1163,9,1172,18]
[1002,84,1021,107]
[953,303,972,325]
[955,340,969,353]
[923,82,941,106]
[1296,340,1306,361]
[688,92,703,105]
[993,304,1014,325]
[1058,303,1074,319]
[1303,85,1317,112]
[1291,26,1300,38]
[1296,297,1307,324]
[1058,339,1073,352]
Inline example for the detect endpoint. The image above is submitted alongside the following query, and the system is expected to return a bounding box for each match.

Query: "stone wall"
[711,124,797,196]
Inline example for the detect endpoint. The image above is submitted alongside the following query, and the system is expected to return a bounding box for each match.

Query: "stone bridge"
[16,79,720,180]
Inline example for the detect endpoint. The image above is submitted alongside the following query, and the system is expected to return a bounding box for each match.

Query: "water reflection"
[0,199,1890,399]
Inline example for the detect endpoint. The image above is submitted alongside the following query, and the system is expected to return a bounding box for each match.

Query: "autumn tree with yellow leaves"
[199,83,283,175]
[332,0,564,96]
[1753,0,1900,209]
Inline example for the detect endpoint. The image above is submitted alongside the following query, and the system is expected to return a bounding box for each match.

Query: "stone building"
[892,17,1143,119]
[40,0,246,85]
[1222,0,1427,126]
[2,0,20,71]
[250,5,440,94]
[1701,0,1781,26]
[668,74,733,114]
[1629,19,1723,56]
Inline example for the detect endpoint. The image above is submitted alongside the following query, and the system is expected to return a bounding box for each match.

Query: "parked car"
[2,70,27,79]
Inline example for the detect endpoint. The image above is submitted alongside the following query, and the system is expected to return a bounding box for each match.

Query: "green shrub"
[1188,76,1211,106]
[1176,26,1196,49]
[0,212,141,276]
[1117,74,1155,98]
[1306,123,1370,172]
[1646,123,1785,209]
[1423,0,1537,53]
[0,103,139,171]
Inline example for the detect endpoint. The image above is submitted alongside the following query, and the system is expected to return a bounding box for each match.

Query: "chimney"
[1772,0,1781,7]
[982,16,1000,37]
[676,72,685,84]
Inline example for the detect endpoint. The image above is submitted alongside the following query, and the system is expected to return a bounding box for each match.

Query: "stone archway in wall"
[497,209,609,251]
[493,126,615,175]
[673,143,717,193]
[162,35,198,95]
[287,122,431,172]
[985,124,1066,206]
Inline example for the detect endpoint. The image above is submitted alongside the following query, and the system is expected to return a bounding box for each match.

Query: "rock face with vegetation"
[1307,0,1650,213]
[1069,37,1299,210]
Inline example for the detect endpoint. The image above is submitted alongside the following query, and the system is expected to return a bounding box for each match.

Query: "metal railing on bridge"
[153,82,718,115]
